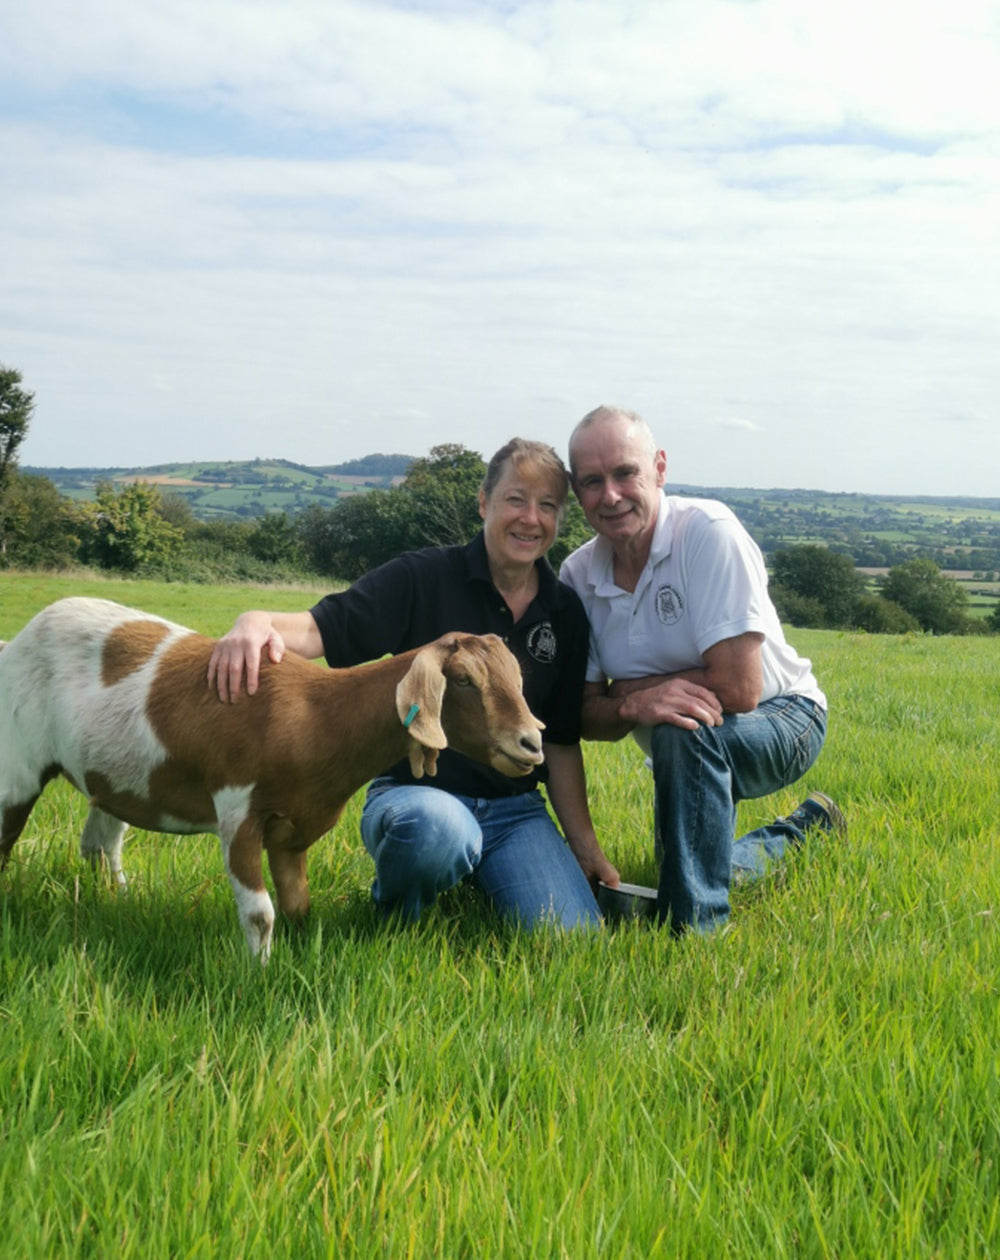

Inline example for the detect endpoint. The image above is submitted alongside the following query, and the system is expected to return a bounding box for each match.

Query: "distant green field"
[31,458,402,520]
[2,572,999,1256]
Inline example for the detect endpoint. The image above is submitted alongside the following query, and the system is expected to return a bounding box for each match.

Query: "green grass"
[2,574,999,1256]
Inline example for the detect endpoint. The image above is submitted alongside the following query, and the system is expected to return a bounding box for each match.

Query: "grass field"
[2,572,999,1257]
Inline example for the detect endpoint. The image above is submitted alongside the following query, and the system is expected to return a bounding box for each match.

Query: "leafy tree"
[174,518,259,581]
[0,470,84,569]
[879,558,970,635]
[401,443,487,548]
[768,585,829,629]
[298,443,596,581]
[851,593,920,635]
[247,511,306,568]
[0,364,36,559]
[771,545,865,627]
[298,490,415,581]
[155,491,197,531]
[987,600,1000,634]
[82,481,183,573]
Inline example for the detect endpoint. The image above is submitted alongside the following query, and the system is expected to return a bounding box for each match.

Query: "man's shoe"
[781,791,846,839]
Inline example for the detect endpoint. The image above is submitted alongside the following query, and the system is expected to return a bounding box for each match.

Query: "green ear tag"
[403,703,420,729]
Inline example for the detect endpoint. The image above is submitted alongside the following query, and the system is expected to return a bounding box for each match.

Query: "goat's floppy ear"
[396,644,449,779]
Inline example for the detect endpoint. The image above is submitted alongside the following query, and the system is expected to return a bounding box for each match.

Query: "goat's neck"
[310,649,422,796]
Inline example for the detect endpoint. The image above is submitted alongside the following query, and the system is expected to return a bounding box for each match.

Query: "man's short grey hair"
[568,405,658,473]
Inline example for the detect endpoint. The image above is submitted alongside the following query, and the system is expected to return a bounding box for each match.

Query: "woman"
[208,438,619,927]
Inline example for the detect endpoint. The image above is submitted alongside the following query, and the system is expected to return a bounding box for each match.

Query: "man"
[560,405,843,933]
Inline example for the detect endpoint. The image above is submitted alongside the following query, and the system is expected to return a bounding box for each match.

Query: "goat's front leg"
[80,806,129,888]
[219,814,275,963]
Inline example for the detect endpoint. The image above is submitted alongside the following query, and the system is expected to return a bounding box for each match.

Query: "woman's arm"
[207,610,324,702]
[543,742,620,890]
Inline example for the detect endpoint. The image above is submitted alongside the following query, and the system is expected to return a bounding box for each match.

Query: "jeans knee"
[651,721,712,776]
[408,815,481,881]
[363,788,482,885]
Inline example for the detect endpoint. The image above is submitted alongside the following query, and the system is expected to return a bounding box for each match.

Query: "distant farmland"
[26,456,413,520]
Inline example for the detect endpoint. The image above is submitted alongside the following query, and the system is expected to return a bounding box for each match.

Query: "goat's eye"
[452,673,472,687]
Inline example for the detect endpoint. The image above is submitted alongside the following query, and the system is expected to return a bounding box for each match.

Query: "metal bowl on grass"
[597,880,659,923]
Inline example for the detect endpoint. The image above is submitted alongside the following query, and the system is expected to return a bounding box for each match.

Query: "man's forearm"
[608,670,708,699]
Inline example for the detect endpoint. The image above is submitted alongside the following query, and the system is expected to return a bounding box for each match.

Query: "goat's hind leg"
[1,793,40,869]
[266,844,311,922]
[1,763,64,870]
[80,806,129,888]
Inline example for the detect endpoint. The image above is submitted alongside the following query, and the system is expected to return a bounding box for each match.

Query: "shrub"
[879,558,971,635]
[769,583,829,628]
[851,594,920,634]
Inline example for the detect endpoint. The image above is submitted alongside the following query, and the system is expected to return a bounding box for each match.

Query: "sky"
[2,0,998,496]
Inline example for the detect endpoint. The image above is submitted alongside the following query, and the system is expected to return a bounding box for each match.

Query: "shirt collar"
[464,531,560,603]
[464,531,494,584]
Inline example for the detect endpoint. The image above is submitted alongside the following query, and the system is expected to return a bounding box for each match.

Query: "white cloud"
[1,0,998,493]
[718,419,763,433]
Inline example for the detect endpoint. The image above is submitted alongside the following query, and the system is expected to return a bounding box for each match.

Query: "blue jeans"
[651,696,827,934]
[360,778,602,929]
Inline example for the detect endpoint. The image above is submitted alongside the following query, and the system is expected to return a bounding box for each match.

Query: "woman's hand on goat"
[208,612,286,702]
[208,610,326,701]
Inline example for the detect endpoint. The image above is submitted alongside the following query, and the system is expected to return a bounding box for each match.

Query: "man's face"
[570,418,667,549]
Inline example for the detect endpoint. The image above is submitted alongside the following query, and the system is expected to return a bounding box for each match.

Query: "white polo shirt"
[560,495,826,751]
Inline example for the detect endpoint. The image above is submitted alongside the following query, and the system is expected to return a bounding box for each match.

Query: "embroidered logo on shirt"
[527,621,557,663]
[655,584,684,625]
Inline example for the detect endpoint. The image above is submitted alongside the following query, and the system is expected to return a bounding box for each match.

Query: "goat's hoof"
[245,911,275,964]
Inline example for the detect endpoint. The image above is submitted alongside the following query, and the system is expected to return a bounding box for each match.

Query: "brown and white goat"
[0,597,544,960]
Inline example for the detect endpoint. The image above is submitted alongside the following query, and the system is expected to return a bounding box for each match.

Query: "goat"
[0,597,545,961]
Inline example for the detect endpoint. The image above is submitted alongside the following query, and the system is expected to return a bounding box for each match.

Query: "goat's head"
[395,633,545,778]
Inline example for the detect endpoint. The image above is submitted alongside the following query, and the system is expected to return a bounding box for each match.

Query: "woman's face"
[478,459,563,571]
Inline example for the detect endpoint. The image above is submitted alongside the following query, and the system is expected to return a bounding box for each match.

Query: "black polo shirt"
[309,532,590,798]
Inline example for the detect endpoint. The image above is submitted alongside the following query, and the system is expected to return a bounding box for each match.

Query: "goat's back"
[0,597,194,792]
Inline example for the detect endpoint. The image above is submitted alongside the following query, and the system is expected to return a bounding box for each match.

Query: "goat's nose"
[520,733,542,755]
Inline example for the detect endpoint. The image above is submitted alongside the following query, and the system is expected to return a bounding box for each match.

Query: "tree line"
[769,544,998,635]
[0,364,591,585]
[1,362,997,634]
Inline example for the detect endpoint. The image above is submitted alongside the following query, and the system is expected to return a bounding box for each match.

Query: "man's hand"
[613,676,724,730]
